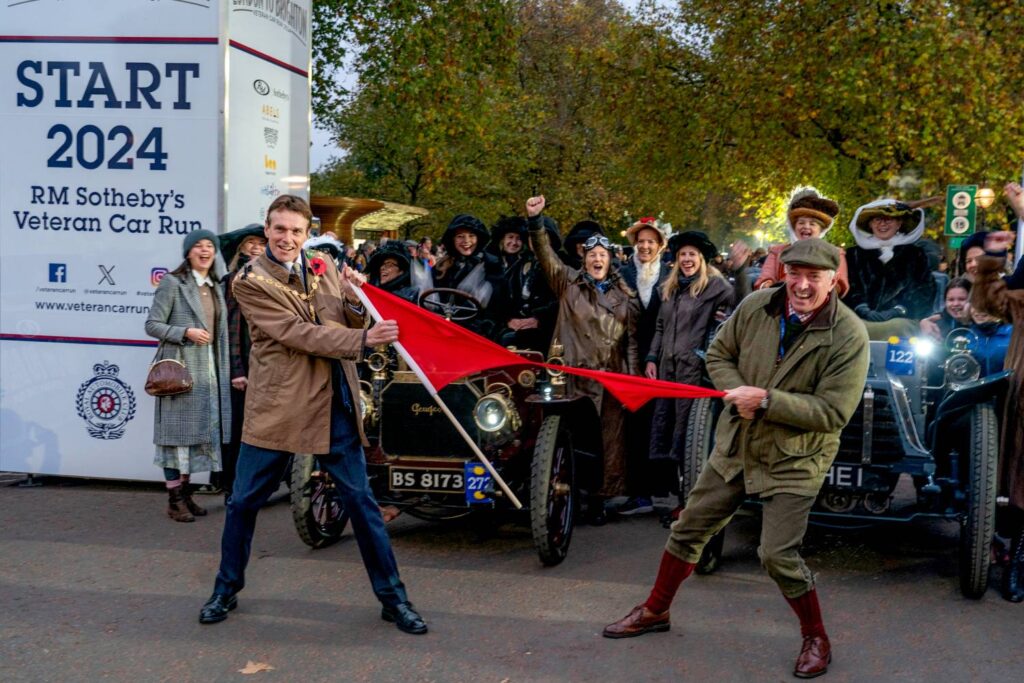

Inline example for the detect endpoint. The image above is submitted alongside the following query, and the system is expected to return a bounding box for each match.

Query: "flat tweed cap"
[780,238,840,271]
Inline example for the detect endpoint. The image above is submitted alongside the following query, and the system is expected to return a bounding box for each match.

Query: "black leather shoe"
[381,601,428,634]
[199,593,237,624]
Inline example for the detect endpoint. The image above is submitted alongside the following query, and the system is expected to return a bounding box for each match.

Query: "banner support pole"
[352,284,523,510]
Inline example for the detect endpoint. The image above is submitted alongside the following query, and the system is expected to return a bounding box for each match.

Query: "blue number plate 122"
[885,337,916,376]
[464,462,493,505]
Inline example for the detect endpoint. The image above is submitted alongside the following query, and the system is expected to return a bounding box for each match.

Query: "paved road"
[1,478,1020,683]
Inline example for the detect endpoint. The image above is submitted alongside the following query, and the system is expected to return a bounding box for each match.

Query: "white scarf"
[849,199,925,264]
[632,252,661,307]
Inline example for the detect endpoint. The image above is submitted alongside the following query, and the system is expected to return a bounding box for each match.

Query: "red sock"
[785,588,827,639]
[644,551,696,613]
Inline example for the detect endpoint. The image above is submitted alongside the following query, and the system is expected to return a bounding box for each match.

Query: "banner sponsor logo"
[263,126,278,148]
[150,267,169,287]
[97,264,117,286]
[253,78,270,95]
[75,361,137,440]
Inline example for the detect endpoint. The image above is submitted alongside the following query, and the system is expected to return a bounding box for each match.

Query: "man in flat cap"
[603,238,869,679]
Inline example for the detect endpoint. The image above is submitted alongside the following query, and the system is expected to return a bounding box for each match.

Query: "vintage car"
[290,288,605,566]
[684,330,1010,598]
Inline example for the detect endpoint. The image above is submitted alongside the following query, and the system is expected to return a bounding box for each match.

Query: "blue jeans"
[213,364,408,607]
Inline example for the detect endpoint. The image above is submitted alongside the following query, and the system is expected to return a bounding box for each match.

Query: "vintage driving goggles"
[582,234,612,251]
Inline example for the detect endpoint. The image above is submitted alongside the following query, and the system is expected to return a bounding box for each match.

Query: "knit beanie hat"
[182,229,219,258]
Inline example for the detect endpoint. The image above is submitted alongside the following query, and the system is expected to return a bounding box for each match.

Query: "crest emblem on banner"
[76,362,136,440]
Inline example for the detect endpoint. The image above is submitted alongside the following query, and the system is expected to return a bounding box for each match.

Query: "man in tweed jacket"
[198,195,427,635]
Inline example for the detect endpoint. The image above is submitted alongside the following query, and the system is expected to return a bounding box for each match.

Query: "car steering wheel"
[418,288,482,322]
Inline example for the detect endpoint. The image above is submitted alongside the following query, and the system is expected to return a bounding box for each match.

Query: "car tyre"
[959,401,998,599]
[530,415,576,566]
[291,454,349,549]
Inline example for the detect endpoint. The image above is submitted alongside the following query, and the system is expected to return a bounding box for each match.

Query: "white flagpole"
[352,285,523,510]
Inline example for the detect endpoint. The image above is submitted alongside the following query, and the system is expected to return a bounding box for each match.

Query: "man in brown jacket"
[198,195,427,634]
[604,238,870,679]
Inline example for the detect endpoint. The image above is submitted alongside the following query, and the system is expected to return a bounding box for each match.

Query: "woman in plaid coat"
[145,230,232,522]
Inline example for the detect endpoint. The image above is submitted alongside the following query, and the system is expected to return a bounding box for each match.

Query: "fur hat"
[441,214,489,257]
[667,231,718,263]
[625,217,667,248]
[785,187,840,242]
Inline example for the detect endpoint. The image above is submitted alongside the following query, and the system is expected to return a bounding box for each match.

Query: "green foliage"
[312,0,1024,246]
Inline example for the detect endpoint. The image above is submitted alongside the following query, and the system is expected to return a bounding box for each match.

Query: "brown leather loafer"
[602,604,670,639]
[794,635,831,678]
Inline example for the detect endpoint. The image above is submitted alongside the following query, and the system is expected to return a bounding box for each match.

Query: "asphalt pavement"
[1,476,1020,683]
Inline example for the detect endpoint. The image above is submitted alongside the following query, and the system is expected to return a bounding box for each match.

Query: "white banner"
[225,0,311,228]
[0,1,220,479]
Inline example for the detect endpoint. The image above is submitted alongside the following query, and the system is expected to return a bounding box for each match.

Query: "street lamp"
[975,187,996,231]
[754,230,765,248]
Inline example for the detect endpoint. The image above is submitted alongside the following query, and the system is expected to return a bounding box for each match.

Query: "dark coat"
[972,254,1024,510]
[486,251,557,351]
[647,275,737,461]
[845,244,936,321]
[145,272,232,446]
[530,218,640,497]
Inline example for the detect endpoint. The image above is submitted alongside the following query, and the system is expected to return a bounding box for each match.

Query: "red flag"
[361,284,724,409]
[362,283,528,389]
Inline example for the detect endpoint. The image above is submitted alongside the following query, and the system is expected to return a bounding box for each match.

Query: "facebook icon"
[49,263,67,283]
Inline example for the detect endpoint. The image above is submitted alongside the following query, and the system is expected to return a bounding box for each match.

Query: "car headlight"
[909,336,934,359]
[944,353,980,385]
[474,395,510,432]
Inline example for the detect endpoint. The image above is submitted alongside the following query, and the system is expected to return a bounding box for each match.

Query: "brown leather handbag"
[145,340,194,397]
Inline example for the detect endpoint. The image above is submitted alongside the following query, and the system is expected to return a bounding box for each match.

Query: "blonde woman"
[647,232,738,482]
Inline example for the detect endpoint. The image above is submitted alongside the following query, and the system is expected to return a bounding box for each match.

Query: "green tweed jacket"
[706,286,870,498]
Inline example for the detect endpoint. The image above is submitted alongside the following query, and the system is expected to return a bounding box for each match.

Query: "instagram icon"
[150,267,169,287]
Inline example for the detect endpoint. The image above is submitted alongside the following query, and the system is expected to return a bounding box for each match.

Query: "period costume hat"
[218,224,264,266]
[667,230,718,263]
[564,219,604,254]
[441,214,489,256]
[785,187,840,242]
[625,217,667,248]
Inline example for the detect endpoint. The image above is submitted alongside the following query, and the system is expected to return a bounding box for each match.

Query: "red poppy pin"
[309,257,327,276]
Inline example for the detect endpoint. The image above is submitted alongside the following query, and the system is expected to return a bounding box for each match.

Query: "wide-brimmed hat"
[786,187,840,241]
[304,234,345,261]
[441,213,489,256]
[368,241,411,279]
[780,238,841,271]
[218,224,264,266]
[852,200,921,236]
[564,220,604,253]
[490,216,528,246]
[625,218,667,248]
[667,231,717,263]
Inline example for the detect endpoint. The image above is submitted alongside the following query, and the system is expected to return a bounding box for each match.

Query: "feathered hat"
[785,186,840,242]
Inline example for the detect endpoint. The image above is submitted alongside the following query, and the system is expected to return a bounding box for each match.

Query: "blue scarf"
[583,272,612,293]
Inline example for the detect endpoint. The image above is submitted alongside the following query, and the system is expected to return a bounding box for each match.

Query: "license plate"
[823,463,864,489]
[464,462,493,505]
[390,466,465,494]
